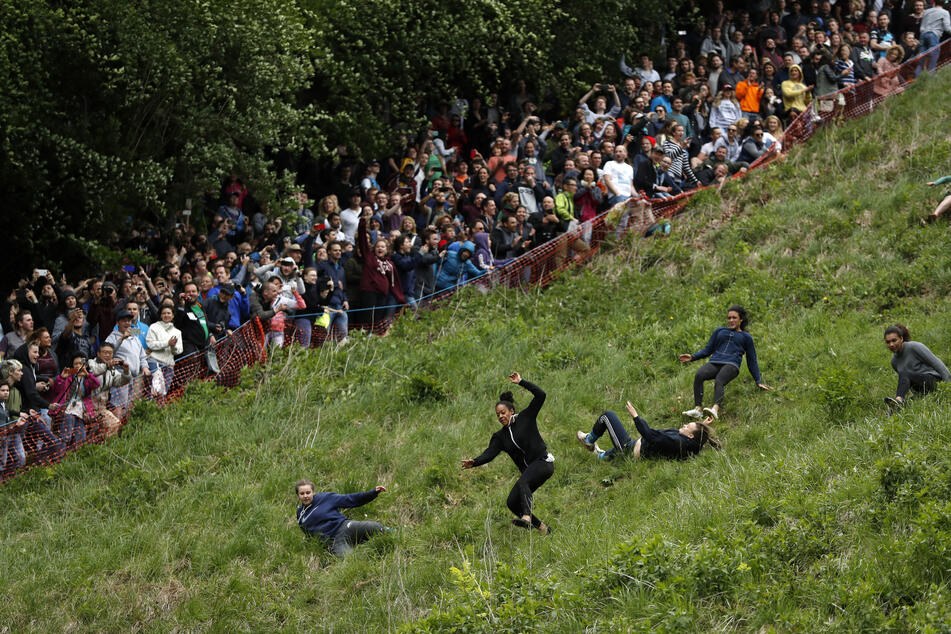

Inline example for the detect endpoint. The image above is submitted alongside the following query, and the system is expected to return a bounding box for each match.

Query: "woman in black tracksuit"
[462,372,554,535]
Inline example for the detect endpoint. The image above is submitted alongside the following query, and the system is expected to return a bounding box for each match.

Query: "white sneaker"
[576,430,595,451]
[702,407,719,420]
[682,408,703,419]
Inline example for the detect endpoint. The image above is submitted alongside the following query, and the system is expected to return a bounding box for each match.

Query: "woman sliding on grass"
[922,174,951,224]
[462,372,554,535]
[883,324,950,410]
[679,305,770,420]
[577,401,719,460]
[295,479,389,557]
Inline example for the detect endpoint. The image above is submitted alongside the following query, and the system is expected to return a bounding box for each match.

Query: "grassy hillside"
[3,70,951,632]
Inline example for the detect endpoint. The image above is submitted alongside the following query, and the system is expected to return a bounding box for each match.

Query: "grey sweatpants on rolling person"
[329,520,384,556]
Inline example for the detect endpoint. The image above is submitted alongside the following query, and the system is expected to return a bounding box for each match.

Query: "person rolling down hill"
[679,304,770,420]
[295,479,389,556]
[462,372,554,535]
[883,324,950,409]
[576,401,719,460]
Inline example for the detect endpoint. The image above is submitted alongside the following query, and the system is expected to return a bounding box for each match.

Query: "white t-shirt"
[339,207,360,244]
[602,160,634,198]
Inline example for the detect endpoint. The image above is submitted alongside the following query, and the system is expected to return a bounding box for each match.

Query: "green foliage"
[3,68,951,631]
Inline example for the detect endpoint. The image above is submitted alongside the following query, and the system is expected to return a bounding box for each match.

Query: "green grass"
[3,69,951,632]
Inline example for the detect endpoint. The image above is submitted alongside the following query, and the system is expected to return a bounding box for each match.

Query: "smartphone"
[67,367,79,375]
[36,269,48,276]
[123,265,135,273]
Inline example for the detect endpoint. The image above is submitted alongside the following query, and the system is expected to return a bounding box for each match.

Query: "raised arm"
[329,489,381,509]
[512,372,546,419]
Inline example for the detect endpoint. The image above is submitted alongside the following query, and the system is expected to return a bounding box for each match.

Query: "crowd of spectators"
[1,0,948,478]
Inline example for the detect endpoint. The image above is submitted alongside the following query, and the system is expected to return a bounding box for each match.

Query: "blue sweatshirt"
[691,327,762,383]
[296,489,380,539]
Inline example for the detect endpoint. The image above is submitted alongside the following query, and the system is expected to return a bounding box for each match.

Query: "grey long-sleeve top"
[891,341,951,382]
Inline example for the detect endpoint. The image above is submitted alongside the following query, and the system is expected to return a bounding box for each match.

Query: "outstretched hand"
[757,383,772,391]
[678,354,692,363]
[461,459,475,469]
[375,485,387,493]
[625,401,638,419]
[509,372,521,384]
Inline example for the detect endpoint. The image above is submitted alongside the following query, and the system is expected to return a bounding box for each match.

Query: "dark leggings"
[896,371,938,399]
[694,362,740,407]
[506,459,554,529]
[592,411,634,451]
[329,520,385,557]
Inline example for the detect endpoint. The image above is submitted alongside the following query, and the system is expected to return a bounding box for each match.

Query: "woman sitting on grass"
[679,305,771,420]
[577,401,719,460]
[462,372,554,535]
[883,324,950,409]
[295,479,388,557]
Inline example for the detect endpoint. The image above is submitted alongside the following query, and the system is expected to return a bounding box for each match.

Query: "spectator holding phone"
[49,353,99,448]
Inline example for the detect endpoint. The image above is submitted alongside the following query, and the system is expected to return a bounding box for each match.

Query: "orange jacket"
[735,80,763,114]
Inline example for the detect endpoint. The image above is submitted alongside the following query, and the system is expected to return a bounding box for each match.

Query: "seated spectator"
[602,145,635,206]
[48,353,99,449]
[713,123,744,162]
[204,284,236,340]
[696,146,749,185]
[738,125,770,163]
[661,123,699,189]
[874,45,905,98]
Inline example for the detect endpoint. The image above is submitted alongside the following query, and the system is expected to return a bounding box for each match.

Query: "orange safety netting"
[3,39,949,484]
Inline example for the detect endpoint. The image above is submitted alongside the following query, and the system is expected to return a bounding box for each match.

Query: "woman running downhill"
[462,372,554,535]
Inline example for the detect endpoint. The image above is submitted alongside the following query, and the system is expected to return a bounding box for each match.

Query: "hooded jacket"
[296,489,381,539]
[781,65,812,112]
[357,217,405,303]
[471,233,495,271]
[435,241,482,290]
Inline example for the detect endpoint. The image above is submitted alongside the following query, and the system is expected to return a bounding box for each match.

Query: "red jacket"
[49,372,101,420]
[357,217,405,304]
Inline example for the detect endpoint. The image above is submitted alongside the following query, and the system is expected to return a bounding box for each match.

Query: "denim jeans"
[328,307,349,341]
[0,430,26,473]
[293,317,312,348]
[58,413,88,448]
[919,31,940,72]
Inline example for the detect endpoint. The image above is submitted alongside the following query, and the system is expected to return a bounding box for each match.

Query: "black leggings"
[896,371,938,399]
[506,459,554,528]
[694,362,740,407]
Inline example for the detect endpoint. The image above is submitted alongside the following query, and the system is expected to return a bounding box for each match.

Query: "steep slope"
[1,70,951,632]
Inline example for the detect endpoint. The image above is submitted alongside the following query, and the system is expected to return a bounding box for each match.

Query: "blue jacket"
[435,241,482,291]
[207,284,250,328]
[317,258,349,308]
[691,327,762,383]
[296,489,380,539]
[391,250,420,300]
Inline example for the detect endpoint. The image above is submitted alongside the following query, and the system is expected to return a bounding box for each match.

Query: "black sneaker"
[511,517,532,530]
[884,396,904,409]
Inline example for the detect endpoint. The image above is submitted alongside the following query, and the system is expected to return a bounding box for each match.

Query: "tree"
[0,0,317,286]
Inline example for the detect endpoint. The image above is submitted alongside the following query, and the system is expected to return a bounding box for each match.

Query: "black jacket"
[634,415,703,460]
[204,298,232,338]
[472,380,548,471]
[173,301,210,357]
[13,346,50,410]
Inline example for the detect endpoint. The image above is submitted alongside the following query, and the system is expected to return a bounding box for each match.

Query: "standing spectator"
[781,65,813,119]
[145,305,182,397]
[339,188,363,246]
[874,45,906,98]
[204,284,236,340]
[709,84,743,133]
[54,308,94,364]
[736,68,765,120]
[357,217,405,328]
[48,353,100,449]
[87,281,118,344]
[317,241,350,343]
[919,0,951,71]
[602,145,635,206]
[13,341,56,422]
[0,310,33,359]
[850,31,878,80]
[28,328,58,380]
[0,361,27,475]
[173,282,214,358]
[87,342,132,436]
[250,279,284,348]
[577,84,621,125]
